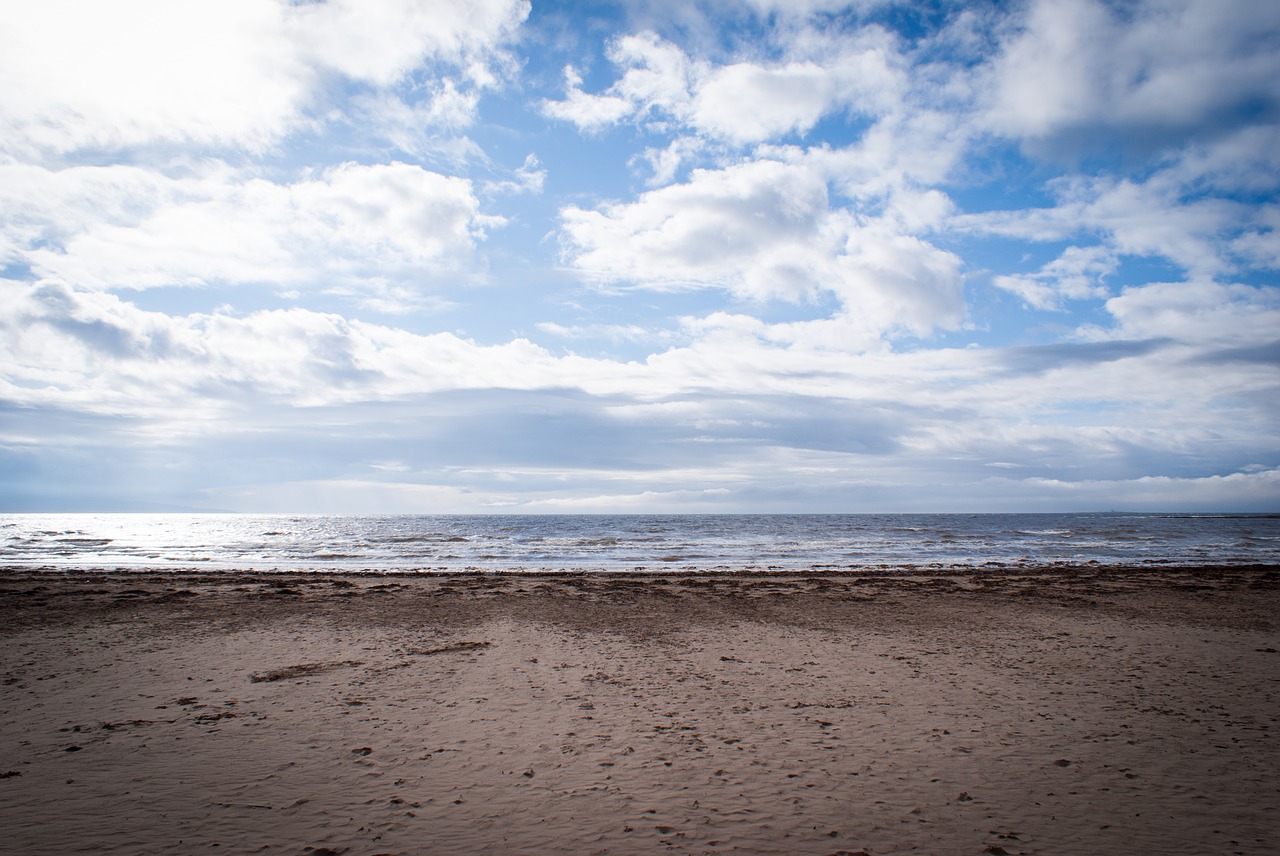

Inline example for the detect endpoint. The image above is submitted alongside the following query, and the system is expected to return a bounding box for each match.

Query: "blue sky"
[1,0,1278,513]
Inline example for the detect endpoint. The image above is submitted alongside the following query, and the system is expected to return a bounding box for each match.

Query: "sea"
[2,512,1278,574]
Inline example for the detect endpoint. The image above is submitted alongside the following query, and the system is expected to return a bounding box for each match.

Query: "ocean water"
[2,513,1278,574]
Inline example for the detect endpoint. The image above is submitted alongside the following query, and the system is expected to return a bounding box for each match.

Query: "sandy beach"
[2,566,1278,855]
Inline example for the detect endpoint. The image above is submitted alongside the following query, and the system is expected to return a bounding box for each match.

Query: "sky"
[1,0,1278,514]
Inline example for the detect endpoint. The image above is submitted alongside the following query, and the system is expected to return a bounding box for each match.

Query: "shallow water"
[2,512,1278,573]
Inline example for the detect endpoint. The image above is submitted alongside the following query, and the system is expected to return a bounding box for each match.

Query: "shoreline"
[7,560,1280,580]
[3,566,1278,854]
[5,563,1279,632]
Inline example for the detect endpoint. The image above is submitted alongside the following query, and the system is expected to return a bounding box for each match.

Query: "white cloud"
[1,279,550,412]
[536,321,671,345]
[1231,206,1280,270]
[0,163,168,266]
[4,278,702,418]
[604,33,698,121]
[559,154,964,342]
[1100,280,1280,345]
[793,112,967,203]
[994,245,1116,310]
[0,274,1106,418]
[1005,468,1280,511]
[525,487,733,512]
[634,137,708,186]
[737,0,893,15]
[1170,125,1280,194]
[542,27,902,146]
[982,0,1110,141]
[958,165,1262,282]
[692,61,836,143]
[983,0,1280,147]
[0,0,530,158]
[561,158,832,298]
[286,0,529,88]
[0,0,305,156]
[350,86,487,163]
[541,66,636,132]
[954,2,1280,293]
[6,161,500,295]
[211,478,487,515]
[1076,178,1248,279]
[541,34,695,134]
[482,154,546,196]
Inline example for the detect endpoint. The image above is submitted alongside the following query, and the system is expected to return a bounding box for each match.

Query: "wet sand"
[2,566,1278,855]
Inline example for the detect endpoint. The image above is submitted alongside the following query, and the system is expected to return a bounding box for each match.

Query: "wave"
[1,512,1277,573]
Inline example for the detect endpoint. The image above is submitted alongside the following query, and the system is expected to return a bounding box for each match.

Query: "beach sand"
[2,567,1278,855]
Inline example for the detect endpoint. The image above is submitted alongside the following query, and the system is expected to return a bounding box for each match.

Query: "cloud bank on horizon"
[1,0,1277,513]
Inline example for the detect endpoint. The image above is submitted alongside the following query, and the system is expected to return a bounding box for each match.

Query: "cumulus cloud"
[541,10,974,352]
[958,145,1271,285]
[0,279,592,413]
[286,0,528,88]
[983,0,1280,152]
[3,162,500,297]
[542,67,634,133]
[542,26,902,146]
[0,0,530,158]
[693,61,836,142]
[0,0,305,157]
[559,154,964,343]
[541,36,692,133]
[994,245,1116,310]
[561,158,832,296]
[1100,280,1280,345]
[350,87,487,164]
[0,271,1232,420]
